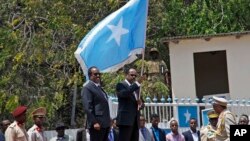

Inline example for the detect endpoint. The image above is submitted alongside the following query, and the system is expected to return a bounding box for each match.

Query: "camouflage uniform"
[201,124,217,141]
[145,48,169,98]
[146,59,167,82]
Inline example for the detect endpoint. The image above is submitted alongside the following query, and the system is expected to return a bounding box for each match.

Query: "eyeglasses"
[93,73,101,76]
[130,74,137,77]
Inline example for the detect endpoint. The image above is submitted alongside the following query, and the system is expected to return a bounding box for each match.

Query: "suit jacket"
[139,127,154,141]
[149,127,166,141]
[82,81,110,129]
[182,130,201,141]
[116,80,141,127]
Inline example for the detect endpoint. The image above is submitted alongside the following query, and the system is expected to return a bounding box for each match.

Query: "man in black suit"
[182,118,201,141]
[116,68,145,141]
[82,66,110,141]
[149,114,166,141]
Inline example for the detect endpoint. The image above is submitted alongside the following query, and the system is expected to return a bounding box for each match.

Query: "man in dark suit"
[82,66,110,141]
[182,118,201,141]
[149,114,166,141]
[116,68,145,141]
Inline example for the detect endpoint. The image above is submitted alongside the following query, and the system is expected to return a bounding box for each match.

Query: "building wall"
[169,35,250,100]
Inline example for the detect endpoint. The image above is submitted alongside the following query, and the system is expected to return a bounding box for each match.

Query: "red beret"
[12,106,27,117]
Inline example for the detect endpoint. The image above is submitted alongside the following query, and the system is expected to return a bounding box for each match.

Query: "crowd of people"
[0,106,73,141]
[0,66,248,141]
[82,66,248,141]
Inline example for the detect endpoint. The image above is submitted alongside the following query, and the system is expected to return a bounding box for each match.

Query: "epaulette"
[8,123,16,128]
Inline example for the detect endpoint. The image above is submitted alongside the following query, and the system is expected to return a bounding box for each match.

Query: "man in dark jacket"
[182,118,201,141]
[116,68,145,141]
[149,114,166,141]
[82,66,110,141]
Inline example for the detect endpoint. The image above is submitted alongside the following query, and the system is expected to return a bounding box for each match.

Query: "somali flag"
[178,106,199,127]
[75,0,149,75]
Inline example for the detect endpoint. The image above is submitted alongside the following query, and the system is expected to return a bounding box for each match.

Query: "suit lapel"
[122,81,137,101]
[189,130,194,141]
[90,81,108,101]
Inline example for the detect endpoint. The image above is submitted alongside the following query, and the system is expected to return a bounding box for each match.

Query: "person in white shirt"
[182,118,201,141]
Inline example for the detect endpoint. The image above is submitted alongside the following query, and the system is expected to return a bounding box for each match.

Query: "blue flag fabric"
[178,106,198,127]
[75,0,148,75]
[201,108,213,126]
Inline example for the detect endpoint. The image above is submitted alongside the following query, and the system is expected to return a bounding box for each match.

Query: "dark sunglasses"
[130,74,137,77]
[93,73,101,76]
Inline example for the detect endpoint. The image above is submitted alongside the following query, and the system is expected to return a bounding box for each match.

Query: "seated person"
[149,114,166,141]
[139,115,153,141]
[182,118,200,141]
[166,119,185,141]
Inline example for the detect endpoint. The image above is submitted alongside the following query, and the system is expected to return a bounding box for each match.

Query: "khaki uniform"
[215,109,236,141]
[200,124,217,141]
[27,124,47,141]
[5,121,28,141]
[146,60,167,82]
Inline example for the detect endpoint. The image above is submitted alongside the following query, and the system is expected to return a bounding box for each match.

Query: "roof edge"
[161,31,250,43]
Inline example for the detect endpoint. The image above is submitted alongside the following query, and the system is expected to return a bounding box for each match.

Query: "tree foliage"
[0,0,249,129]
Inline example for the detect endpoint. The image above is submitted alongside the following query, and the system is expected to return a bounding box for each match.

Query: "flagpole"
[138,0,149,109]
[138,48,145,96]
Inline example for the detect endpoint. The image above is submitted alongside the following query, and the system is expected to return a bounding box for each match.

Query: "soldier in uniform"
[27,107,47,141]
[146,48,168,83]
[200,110,219,141]
[5,105,29,141]
[212,96,236,141]
[145,48,170,99]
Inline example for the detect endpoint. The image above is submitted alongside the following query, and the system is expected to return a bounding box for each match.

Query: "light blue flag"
[201,108,213,126]
[178,106,199,127]
[75,0,149,75]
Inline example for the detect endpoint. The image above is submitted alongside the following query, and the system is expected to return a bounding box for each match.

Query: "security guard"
[146,48,168,82]
[200,110,219,141]
[212,96,236,141]
[27,107,47,141]
[5,105,29,141]
[145,48,169,97]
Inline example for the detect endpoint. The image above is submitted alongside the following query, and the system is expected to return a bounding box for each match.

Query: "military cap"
[150,48,159,53]
[32,107,46,117]
[212,96,227,107]
[12,106,27,117]
[207,110,218,119]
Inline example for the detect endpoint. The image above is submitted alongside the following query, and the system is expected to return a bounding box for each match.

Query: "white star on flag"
[184,109,191,123]
[107,17,129,46]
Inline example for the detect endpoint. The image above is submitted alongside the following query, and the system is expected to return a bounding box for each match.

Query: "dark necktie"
[98,85,107,99]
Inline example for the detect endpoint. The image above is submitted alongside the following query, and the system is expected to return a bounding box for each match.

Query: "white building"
[162,31,250,101]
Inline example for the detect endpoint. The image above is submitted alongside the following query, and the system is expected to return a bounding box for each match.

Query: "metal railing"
[109,97,250,130]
